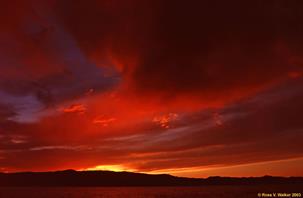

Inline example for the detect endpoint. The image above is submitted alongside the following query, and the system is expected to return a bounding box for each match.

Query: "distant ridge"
[1,170,303,186]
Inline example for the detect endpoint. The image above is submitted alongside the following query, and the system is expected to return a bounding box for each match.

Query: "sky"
[1,0,303,178]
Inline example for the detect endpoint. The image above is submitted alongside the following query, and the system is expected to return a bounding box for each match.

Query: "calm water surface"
[0,185,302,198]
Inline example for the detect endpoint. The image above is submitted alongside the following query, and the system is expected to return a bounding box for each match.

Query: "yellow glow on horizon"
[83,165,135,172]
[79,157,303,178]
[148,157,303,178]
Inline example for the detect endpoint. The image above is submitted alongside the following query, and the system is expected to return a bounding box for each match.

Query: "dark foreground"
[1,170,303,186]
[0,185,302,198]
[1,170,302,197]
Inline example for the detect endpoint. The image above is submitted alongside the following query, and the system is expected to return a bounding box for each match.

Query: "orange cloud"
[153,113,178,129]
[60,104,87,114]
[93,117,116,127]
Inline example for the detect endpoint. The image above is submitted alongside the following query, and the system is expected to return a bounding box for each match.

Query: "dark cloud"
[55,0,303,102]
[0,0,119,123]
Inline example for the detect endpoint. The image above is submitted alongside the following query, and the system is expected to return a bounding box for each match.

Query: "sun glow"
[83,165,135,172]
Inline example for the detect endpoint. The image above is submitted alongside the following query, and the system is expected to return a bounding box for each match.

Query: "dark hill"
[0,170,303,186]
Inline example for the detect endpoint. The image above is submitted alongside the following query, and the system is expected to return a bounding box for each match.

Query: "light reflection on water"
[0,185,302,198]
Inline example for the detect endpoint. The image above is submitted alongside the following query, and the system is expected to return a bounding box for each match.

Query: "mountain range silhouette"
[1,170,302,186]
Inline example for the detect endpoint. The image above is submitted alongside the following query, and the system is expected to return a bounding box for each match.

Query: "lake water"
[0,185,302,198]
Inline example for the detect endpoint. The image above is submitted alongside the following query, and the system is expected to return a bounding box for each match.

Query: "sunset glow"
[1,0,303,178]
[84,165,135,172]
